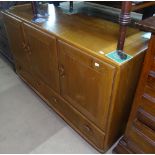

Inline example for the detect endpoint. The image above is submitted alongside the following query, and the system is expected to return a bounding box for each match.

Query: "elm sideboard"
[2,3,149,152]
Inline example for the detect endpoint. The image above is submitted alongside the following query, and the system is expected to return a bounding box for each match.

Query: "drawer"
[137,107,155,131]
[35,78,105,151]
[126,120,155,153]
[114,136,143,153]
[147,71,155,90]
[143,86,155,115]
[138,96,155,131]
[16,63,105,151]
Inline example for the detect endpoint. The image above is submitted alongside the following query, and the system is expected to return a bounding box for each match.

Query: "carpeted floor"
[0,55,118,154]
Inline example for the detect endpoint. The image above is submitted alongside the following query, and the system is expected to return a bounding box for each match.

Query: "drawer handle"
[83,124,92,133]
[52,97,58,103]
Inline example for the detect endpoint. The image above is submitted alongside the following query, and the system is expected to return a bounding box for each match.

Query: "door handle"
[22,42,31,55]
[59,64,65,77]
[22,42,26,49]
[26,45,31,55]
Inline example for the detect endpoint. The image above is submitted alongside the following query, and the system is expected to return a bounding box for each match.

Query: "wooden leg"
[31,1,38,18]
[117,1,132,59]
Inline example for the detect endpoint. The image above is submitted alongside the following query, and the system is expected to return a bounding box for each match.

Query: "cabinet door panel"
[2,13,29,68]
[58,40,116,130]
[23,23,59,93]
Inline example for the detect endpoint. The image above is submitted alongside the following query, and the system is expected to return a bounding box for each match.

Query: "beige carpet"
[0,55,117,154]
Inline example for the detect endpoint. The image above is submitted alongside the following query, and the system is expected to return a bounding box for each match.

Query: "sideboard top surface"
[5,3,148,66]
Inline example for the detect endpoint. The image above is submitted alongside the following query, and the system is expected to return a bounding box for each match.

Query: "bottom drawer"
[16,62,106,152]
[40,84,105,151]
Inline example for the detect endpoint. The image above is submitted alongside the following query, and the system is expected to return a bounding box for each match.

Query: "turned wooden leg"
[117,1,132,59]
[31,1,38,18]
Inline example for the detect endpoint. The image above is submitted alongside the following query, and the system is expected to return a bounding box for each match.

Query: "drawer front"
[127,120,155,153]
[39,82,105,150]
[16,62,105,151]
[44,87,104,150]
[147,71,155,90]
[151,57,155,72]
[137,95,155,131]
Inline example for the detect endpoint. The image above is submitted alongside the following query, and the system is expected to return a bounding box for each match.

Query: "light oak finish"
[2,4,149,152]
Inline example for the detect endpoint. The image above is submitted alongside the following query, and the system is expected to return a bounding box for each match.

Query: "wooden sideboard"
[2,4,148,152]
[113,16,155,154]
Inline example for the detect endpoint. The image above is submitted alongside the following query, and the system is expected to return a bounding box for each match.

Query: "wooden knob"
[83,125,91,132]
[52,97,58,103]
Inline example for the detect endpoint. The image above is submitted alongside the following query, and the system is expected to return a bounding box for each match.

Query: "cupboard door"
[2,13,29,68]
[23,23,59,93]
[58,40,116,130]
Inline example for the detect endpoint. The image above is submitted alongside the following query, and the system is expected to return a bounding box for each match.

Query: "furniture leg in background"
[113,16,155,154]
